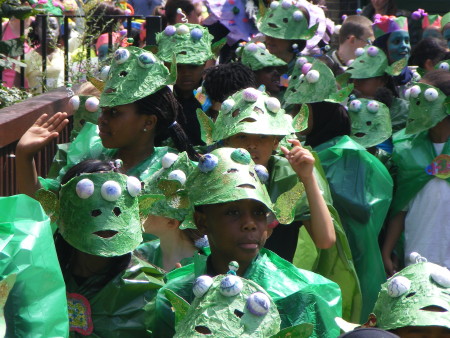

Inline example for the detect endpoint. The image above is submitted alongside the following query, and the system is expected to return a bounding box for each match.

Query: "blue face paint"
[443,29,450,49]
[387,30,411,63]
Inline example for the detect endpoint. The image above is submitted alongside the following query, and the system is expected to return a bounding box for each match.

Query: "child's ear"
[144,114,157,131]
[167,218,181,229]
[347,35,356,44]
[194,210,208,236]
[272,137,281,151]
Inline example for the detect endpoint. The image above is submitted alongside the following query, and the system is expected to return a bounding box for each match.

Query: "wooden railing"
[0,87,72,196]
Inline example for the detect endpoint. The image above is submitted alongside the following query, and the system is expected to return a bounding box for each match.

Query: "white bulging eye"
[114,48,130,64]
[164,25,176,36]
[265,97,281,113]
[367,46,379,57]
[412,71,421,81]
[410,85,421,98]
[76,178,95,199]
[439,62,450,71]
[424,88,439,102]
[270,1,279,9]
[245,43,258,53]
[101,181,122,201]
[161,153,179,169]
[355,47,365,57]
[257,42,266,50]
[281,0,291,9]
[254,164,269,183]
[242,88,260,102]
[247,292,270,316]
[349,99,362,112]
[306,70,320,83]
[69,95,80,111]
[176,24,190,34]
[190,27,203,40]
[168,169,187,185]
[387,276,411,297]
[126,176,141,197]
[367,100,380,113]
[296,57,308,67]
[431,267,450,288]
[221,98,236,114]
[292,10,303,21]
[85,97,99,112]
[193,275,214,297]
[219,274,243,297]
[404,88,411,100]
[138,52,156,68]
[100,66,110,81]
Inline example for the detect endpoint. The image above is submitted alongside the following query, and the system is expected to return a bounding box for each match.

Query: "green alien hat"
[99,46,176,108]
[141,152,196,221]
[237,42,287,71]
[442,12,450,29]
[284,56,353,105]
[168,262,314,337]
[404,82,450,135]
[156,23,214,65]
[346,45,407,79]
[68,95,101,140]
[185,147,302,225]
[347,97,392,148]
[197,87,302,145]
[257,0,318,40]
[373,252,450,331]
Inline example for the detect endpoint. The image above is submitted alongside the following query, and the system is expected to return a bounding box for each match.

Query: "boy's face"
[195,199,270,274]
[392,325,450,338]
[225,133,280,167]
[176,63,205,93]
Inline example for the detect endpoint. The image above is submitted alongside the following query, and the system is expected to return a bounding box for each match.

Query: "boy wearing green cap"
[152,147,343,337]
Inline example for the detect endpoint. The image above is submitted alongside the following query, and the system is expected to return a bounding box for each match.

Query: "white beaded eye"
[126,176,141,197]
[69,95,80,111]
[168,169,187,185]
[366,100,380,113]
[265,97,281,113]
[242,88,260,102]
[292,10,304,21]
[190,27,203,40]
[85,97,99,112]
[409,85,421,98]
[76,178,95,199]
[99,66,110,81]
[245,43,258,53]
[349,99,362,112]
[221,98,236,114]
[404,88,411,100]
[296,57,308,68]
[430,266,450,288]
[270,1,279,9]
[247,292,270,316]
[138,52,156,68]
[254,164,269,183]
[424,88,439,102]
[257,42,266,50]
[219,274,243,297]
[387,276,411,297]
[101,181,122,201]
[439,62,450,71]
[306,70,320,83]
[355,47,365,57]
[114,48,130,64]
[161,153,179,169]
[176,24,190,34]
[164,25,176,36]
[193,275,214,297]
[412,71,421,81]
[281,0,291,9]
[367,46,379,57]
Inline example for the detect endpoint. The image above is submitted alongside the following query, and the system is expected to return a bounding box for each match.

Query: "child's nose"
[241,214,257,231]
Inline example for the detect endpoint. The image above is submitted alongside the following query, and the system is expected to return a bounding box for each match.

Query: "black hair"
[409,37,448,69]
[164,0,196,25]
[56,159,131,290]
[134,86,199,160]
[422,69,450,96]
[203,63,257,102]
[374,87,394,108]
[338,15,373,45]
[373,34,390,56]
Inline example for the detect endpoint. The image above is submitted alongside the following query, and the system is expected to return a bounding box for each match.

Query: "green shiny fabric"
[64,254,165,337]
[390,129,450,217]
[1,195,69,337]
[315,135,393,322]
[152,248,342,337]
[390,97,409,133]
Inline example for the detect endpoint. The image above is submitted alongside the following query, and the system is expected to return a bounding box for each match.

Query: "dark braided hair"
[134,86,199,160]
[203,63,257,103]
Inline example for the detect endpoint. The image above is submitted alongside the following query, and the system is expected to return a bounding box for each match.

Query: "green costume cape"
[1,195,69,337]
[267,155,362,322]
[64,254,165,337]
[152,248,342,337]
[390,129,450,217]
[314,135,393,322]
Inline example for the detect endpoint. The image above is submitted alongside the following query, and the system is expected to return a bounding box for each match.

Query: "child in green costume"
[16,47,196,196]
[152,147,343,337]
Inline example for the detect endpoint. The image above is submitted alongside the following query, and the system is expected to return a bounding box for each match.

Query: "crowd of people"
[1,0,450,336]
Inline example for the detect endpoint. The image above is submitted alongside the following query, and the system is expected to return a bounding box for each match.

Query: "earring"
[143,128,147,132]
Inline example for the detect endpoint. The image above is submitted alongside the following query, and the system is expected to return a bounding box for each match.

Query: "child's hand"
[16,112,69,158]
[280,139,315,181]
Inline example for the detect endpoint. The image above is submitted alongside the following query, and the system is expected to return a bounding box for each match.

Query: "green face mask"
[347,98,392,148]
[404,83,450,135]
[58,172,143,257]
[373,253,450,331]
[238,42,287,71]
[69,95,101,139]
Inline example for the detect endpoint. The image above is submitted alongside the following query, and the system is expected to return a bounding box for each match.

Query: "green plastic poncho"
[153,248,342,337]
[315,135,393,322]
[1,194,69,337]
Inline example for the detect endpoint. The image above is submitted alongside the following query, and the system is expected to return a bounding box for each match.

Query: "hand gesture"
[280,139,315,181]
[16,112,69,158]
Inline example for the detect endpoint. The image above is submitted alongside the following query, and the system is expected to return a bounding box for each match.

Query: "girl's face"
[353,76,387,98]
[98,103,153,149]
[196,199,269,273]
[387,30,411,63]
[254,67,282,94]
[176,64,205,93]
[143,214,173,236]
[226,133,280,167]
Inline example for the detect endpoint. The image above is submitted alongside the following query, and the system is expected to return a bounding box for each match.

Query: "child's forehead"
[204,199,268,210]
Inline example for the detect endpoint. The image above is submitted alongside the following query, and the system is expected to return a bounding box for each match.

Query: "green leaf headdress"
[237,42,287,71]
[99,46,176,108]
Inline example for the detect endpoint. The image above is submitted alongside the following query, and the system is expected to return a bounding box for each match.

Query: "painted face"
[226,133,279,167]
[443,28,450,49]
[254,67,282,94]
[176,63,205,93]
[58,172,143,257]
[387,30,411,63]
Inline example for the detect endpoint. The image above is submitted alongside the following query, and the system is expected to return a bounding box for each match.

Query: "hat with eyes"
[372,15,408,40]
[168,261,313,337]
[99,46,176,108]
[237,41,287,71]
[68,95,101,140]
[373,252,450,331]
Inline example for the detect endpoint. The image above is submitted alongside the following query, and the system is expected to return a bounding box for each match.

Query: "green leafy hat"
[346,45,407,79]
[156,23,214,65]
[404,82,450,135]
[68,95,101,139]
[237,42,287,71]
[197,88,302,145]
[99,46,176,108]
[372,16,408,40]
[185,147,301,225]
[442,12,450,29]
[373,252,450,331]
[284,56,353,105]
[140,152,196,221]
[257,0,318,40]
[167,262,313,337]
[347,97,392,148]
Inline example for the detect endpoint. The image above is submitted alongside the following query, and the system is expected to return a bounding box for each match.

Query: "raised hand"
[280,139,315,181]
